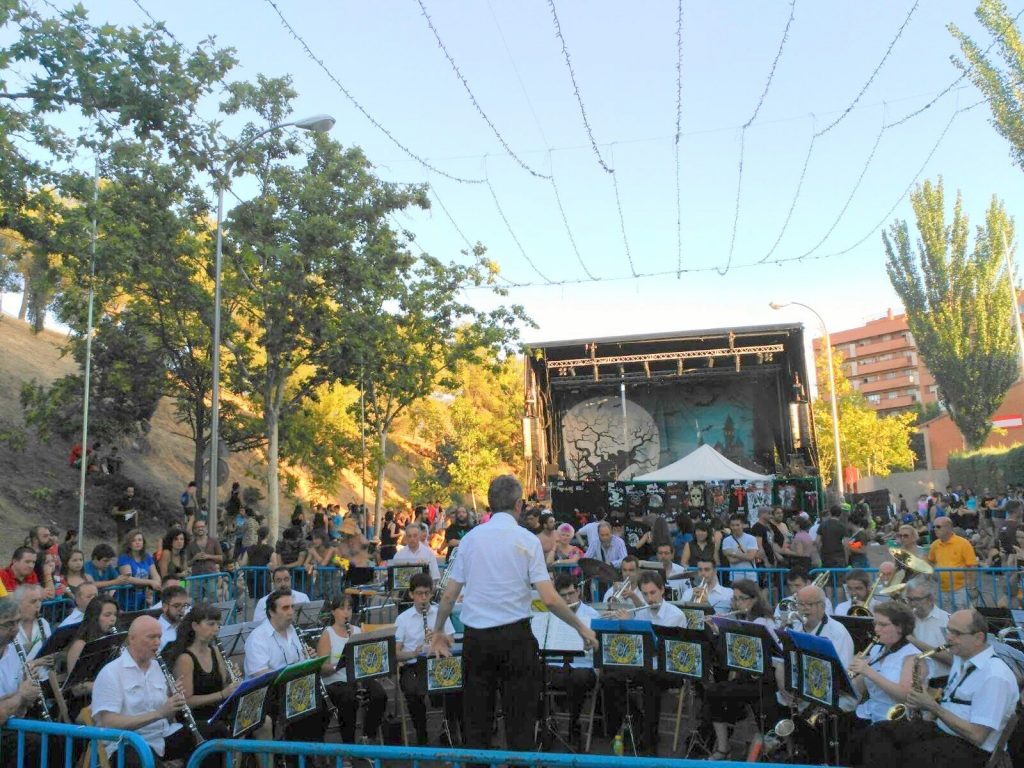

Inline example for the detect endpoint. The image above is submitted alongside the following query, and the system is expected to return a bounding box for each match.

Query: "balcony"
[852,356,914,377]
[853,336,913,358]
[859,374,916,394]
[876,395,918,411]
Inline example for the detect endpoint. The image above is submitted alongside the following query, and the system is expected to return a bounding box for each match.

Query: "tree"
[222,79,431,537]
[950,1,1024,170]
[884,179,1018,448]
[812,347,917,481]
[343,247,529,533]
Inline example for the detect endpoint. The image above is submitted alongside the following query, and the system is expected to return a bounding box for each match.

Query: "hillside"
[0,313,413,550]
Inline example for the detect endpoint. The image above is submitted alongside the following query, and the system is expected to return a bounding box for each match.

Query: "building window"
[867,394,881,404]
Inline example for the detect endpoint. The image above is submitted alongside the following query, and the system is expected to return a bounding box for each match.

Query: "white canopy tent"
[632,444,773,483]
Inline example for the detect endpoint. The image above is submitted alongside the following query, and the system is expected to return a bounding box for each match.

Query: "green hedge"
[947,443,1024,490]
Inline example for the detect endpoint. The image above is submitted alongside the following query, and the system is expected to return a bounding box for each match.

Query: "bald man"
[91,616,194,767]
[927,516,977,609]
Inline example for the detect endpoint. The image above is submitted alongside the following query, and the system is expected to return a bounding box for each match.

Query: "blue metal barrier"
[809,566,1022,611]
[186,738,819,768]
[718,567,789,606]
[39,597,73,626]
[4,716,155,768]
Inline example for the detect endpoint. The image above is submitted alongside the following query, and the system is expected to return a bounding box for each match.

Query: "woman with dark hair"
[682,522,718,567]
[379,510,399,561]
[65,596,120,702]
[62,549,89,590]
[158,528,190,579]
[117,529,161,611]
[316,592,387,744]
[167,603,236,739]
[238,525,274,599]
[707,579,778,759]
[848,602,918,723]
[787,515,814,571]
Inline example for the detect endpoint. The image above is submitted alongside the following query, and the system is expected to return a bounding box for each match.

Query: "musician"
[547,574,598,747]
[13,584,51,675]
[904,576,951,679]
[834,569,876,616]
[680,559,733,614]
[720,514,760,579]
[392,523,441,581]
[157,585,191,651]
[654,543,687,598]
[774,569,833,627]
[430,474,597,755]
[252,566,310,622]
[165,602,235,752]
[64,596,119,721]
[393,572,461,744]
[603,555,646,607]
[244,588,327,742]
[605,571,683,756]
[317,592,388,745]
[707,579,779,760]
[848,602,919,735]
[91,615,194,768]
[58,581,98,628]
[861,609,1020,768]
[794,584,854,664]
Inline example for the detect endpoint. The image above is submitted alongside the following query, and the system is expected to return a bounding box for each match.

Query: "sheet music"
[530,612,550,646]
[544,615,584,653]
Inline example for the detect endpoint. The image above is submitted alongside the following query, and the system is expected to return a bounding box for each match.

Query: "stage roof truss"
[546,343,785,371]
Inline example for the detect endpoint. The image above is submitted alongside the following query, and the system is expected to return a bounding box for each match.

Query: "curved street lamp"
[208,114,336,536]
[770,300,844,499]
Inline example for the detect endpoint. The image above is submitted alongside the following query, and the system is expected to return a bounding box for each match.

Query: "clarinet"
[301,635,338,718]
[420,605,432,649]
[156,655,205,743]
[13,638,50,721]
[213,638,241,685]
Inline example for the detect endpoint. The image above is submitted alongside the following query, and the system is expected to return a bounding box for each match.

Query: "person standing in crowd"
[750,506,780,568]
[62,549,88,591]
[84,543,125,591]
[720,514,760,580]
[378,510,400,562]
[536,512,558,558]
[583,521,627,566]
[158,529,190,580]
[181,481,200,532]
[845,510,872,568]
[575,509,607,550]
[185,521,223,602]
[681,521,718,567]
[430,474,597,755]
[928,516,978,609]
[117,531,161,612]
[110,486,139,544]
[860,609,1019,768]
[443,507,474,563]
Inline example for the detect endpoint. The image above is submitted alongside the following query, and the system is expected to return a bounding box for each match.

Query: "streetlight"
[769,301,844,500]
[208,113,336,538]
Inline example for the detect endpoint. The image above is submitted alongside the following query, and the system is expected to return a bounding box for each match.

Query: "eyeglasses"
[944,627,978,637]
[905,595,929,603]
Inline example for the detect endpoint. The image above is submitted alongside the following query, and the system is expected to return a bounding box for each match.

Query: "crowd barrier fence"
[809,566,1022,611]
[3,716,155,768]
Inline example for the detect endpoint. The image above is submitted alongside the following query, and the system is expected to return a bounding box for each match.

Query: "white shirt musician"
[904,577,951,679]
[252,567,310,625]
[680,560,734,615]
[91,616,190,760]
[243,590,305,678]
[862,609,1019,768]
[392,524,441,581]
[395,598,455,667]
[848,604,920,723]
[14,585,51,680]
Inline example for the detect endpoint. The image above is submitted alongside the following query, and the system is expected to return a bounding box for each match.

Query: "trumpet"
[600,604,650,617]
[156,655,204,743]
[690,578,710,605]
[12,639,50,722]
[847,634,881,679]
[607,578,634,604]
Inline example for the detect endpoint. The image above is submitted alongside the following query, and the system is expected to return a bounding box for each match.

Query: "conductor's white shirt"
[449,511,550,629]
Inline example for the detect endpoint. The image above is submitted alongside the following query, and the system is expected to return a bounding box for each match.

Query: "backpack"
[180,491,189,507]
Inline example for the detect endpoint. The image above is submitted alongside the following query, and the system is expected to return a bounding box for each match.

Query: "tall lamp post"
[208,114,336,538]
[770,301,844,500]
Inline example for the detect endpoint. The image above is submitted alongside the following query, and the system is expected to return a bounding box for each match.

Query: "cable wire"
[484,169,553,284]
[607,144,635,276]
[263,0,485,185]
[548,154,597,281]
[547,0,614,174]
[719,0,797,276]
[673,0,684,278]
[415,0,549,179]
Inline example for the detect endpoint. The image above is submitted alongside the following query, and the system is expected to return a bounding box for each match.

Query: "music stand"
[532,612,586,752]
[38,623,81,657]
[217,621,257,664]
[208,669,277,737]
[116,607,161,630]
[62,631,127,692]
[345,566,376,587]
[293,600,326,629]
[592,618,655,756]
[710,617,780,733]
[655,626,712,682]
[274,655,329,723]
[341,626,398,683]
[977,606,1014,633]
[674,602,713,630]
[787,629,857,765]
[833,615,876,653]
[386,564,429,593]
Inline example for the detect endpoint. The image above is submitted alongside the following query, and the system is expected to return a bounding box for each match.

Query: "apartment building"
[811,308,936,415]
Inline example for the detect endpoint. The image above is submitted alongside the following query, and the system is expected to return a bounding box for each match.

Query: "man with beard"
[444,507,474,563]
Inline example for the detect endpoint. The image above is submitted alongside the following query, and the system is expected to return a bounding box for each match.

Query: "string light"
[547,0,614,174]
[608,144,636,277]
[263,0,485,185]
[484,172,553,284]
[549,154,597,281]
[719,0,797,277]
[415,0,550,180]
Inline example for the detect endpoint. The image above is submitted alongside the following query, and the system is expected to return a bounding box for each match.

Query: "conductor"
[430,475,597,753]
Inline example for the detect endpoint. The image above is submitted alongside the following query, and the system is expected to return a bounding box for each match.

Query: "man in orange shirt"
[927,516,977,610]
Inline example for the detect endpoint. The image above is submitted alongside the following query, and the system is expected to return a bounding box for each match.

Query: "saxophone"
[887,645,947,721]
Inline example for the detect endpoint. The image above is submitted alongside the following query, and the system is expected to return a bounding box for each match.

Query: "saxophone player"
[395,572,460,745]
[90,615,193,768]
[860,609,1020,768]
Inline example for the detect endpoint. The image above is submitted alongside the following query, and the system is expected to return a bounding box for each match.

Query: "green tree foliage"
[950,0,1024,170]
[812,347,917,481]
[884,179,1018,448]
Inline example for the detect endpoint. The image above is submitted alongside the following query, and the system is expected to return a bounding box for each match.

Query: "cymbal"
[578,557,619,583]
[890,547,934,575]
[880,582,907,597]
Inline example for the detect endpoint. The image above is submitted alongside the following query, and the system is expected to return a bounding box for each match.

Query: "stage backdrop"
[559,380,761,481]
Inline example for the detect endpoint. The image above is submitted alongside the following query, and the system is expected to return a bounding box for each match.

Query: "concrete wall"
[856,468,948,502]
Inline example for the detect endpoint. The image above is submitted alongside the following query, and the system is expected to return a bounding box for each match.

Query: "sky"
[4,0,1024,351]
